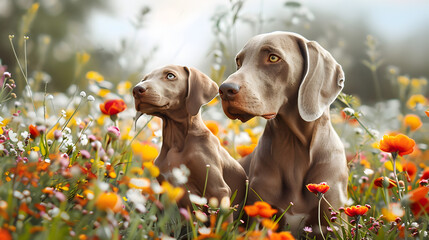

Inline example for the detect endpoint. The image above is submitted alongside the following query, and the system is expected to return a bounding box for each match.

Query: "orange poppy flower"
[236,144,257,157]
[425,110,429,118]
[99,99,127,115]
[403,114,422,131]
[0,228,12,240]
[373,177,397,189]
[244,201,278,218]
[204,120,220,136]
[306,182,330,195]
[269,231,295,240]
[403,161,417,181]
[95,192,123,212]
[379,134,415,157]
[29,124,40,139]
[344,205,369,217]
[408,186,429,203]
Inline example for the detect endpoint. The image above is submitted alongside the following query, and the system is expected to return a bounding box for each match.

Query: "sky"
[86,0,429,74]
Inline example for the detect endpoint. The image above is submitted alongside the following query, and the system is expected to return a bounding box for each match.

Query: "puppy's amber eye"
[268,54,280,63]
[166,73,176,80]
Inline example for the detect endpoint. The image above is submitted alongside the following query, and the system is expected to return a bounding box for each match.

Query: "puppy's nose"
[133,85,147,97]
[219,83,240,100]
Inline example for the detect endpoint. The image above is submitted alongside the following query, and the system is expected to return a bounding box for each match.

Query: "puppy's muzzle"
[133,85,147,98]
[219,83,240,101]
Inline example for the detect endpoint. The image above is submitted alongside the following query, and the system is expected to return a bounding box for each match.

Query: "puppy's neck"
[160,112,205,152]
[268,106,319,147]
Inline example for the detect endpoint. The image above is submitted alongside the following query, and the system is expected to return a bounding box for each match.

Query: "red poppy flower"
[379,134,415,157]
[374,177,397,189]
[407,187,429,218]
[420,168,429,181]
[99,99,126,115]
[306,182,330,195]
[344,205,369,217]
[29,124,40,139]
[244,201,278,218]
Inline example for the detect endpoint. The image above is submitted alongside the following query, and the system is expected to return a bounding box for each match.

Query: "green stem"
[355,216,360,240]
[318,197,326,240]
[202,164,210,198]
[391,152,403,200]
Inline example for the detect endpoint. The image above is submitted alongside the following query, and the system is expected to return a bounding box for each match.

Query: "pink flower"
[107,126,120,140]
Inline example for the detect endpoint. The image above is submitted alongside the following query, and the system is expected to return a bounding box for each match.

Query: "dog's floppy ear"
[297,39,345,122]
[184,66,218,116]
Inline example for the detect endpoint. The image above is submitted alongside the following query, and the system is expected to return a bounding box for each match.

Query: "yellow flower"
[385,161,403,172]
[411,78,427,89]
[129,167,144,175]
[97,115,107,126]
[29,3,40,14]
[132,142,159,162]
[403,114,422,131]
[244,128,259,144]
[207,96,219,106]
[261,219,278,231]
[0,118,10,127]
[227,120,241,134]
[161,181,184,203]
[397,76,410,86]
[244,118,259,128]
[381,203,404,222]
[77,52,90,65]
[120,127,133,141]
[143,162,160,177]
[98,89,110,97]
[360,159,371,169]
[86,71,104,82]
[0,128,3,135]
[117,81,132,95]
[407,94,427,109]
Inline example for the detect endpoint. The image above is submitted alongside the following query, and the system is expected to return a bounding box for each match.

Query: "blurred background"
[0,0,428,103]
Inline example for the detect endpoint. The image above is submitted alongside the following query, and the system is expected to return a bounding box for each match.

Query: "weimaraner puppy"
[133,65,247,217]
[219,32,348,236]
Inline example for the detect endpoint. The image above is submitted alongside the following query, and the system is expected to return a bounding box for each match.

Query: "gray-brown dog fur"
[220,32,348,236]
[133,65,247,218]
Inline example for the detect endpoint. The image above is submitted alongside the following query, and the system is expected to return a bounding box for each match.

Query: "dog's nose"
[219,83,240,100]
[133,85,147,97]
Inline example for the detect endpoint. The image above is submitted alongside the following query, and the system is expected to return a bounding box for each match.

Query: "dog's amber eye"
[166,73,176,80]
[268,54,280,63]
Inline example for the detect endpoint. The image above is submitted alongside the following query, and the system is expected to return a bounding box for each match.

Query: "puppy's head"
[133,65,218,118]
[219,31,344,122]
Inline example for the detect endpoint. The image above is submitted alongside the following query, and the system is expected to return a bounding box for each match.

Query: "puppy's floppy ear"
[184,66,219,116]
[297,39,345,122]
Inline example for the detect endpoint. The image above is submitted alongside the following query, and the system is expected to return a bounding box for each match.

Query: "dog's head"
[133,65,218,118]
[219,31,345,122]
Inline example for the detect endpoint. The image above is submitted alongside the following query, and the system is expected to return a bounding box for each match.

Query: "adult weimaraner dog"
[219,31,348,236]
[133,65,247,218]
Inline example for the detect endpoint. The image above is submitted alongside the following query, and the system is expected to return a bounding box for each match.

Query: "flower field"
[1,2,429,240]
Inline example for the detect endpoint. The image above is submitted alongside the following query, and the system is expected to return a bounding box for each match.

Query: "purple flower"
[303,226,312,233]
[107,126,120,140]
